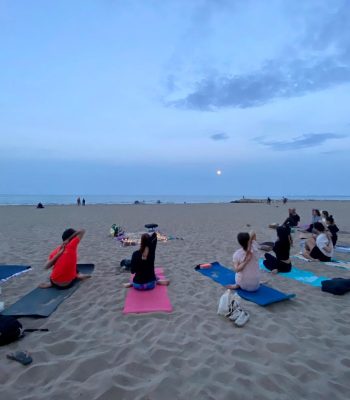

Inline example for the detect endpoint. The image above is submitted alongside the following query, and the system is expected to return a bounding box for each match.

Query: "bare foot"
[271,269,279,274]
[123,282,132,288]
[157,280,170,286]
[225,284,240,290]
[38,282,52,289]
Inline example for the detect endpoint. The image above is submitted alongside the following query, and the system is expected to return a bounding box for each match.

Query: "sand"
[1,201,350,400]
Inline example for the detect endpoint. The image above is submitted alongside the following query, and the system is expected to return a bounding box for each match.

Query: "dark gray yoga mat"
[1,264,94,318]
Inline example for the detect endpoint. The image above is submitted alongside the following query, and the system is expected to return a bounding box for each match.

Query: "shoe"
[228,307,242,321]
[234,310,250,327]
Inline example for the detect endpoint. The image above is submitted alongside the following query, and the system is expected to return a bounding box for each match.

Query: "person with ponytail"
[228,231,260,291]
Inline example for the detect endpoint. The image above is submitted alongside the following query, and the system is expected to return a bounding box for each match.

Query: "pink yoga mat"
[123,268,172,314]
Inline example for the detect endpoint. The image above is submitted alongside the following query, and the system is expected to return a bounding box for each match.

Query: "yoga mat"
[0,265,31,282]
[293,254,350,270]
[335,245,350,254]
[259,259,327,287]
[123,268,172,314]
[196,262,295,306]
[1,264,94,318]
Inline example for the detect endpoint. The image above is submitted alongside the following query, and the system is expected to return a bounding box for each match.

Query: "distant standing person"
[82,198,86,206]
[77,197,81,206]
[282,197,287,205]
[267,197,271,204]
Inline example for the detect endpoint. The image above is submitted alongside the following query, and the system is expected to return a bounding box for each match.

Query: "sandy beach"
[1,201,350,400]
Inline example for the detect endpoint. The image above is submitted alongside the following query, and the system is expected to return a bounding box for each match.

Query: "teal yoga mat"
[259,259,326,287]
[2,264,94,318]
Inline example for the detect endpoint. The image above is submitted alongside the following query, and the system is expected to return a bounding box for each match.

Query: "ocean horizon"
[1,194,350,205]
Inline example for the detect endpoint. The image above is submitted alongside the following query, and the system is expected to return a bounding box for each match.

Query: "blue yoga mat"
[0,265,31,282]
[2,264,94,318]
[195,262,295,306]
[259,259,327,287]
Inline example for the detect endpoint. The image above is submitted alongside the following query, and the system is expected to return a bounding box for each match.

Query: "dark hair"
[277,225,290,241]
[140,233,150,254]
[313,222,325,232]
[322,210,329,218]
[62,228,76,241]
[237,232,250,251]
[313,209,321,216]
[276,226,291,254]
[326,215,335,224]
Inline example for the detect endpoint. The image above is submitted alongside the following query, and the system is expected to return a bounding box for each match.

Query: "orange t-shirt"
[50,237,80,283]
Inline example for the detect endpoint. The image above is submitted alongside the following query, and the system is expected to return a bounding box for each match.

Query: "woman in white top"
[228,231,260,291]
[303,222,333,262]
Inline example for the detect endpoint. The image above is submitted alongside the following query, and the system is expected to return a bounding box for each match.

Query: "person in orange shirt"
[39,228,90,289]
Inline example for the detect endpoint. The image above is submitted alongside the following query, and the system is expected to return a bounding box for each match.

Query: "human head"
[326,215,335,225]
[140,233,150,253]
[62,228,76,241]
[312,209,321,216]
[313,222,325,233]
[277,226,291,242]
[322,210,329,218]
[237,232,250,251]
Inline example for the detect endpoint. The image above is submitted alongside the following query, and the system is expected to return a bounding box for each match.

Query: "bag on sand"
[0,316,23,346]
[217,290,250,327]
[120,259,132,271]
[218,290,239,316]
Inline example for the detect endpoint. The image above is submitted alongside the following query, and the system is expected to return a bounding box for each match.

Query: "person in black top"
[282,208,300,228]
[263,226,292,273]
[123,232,169,290]
[326,215,339,246]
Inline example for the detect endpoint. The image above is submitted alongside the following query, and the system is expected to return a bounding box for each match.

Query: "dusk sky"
[1,0,350,197]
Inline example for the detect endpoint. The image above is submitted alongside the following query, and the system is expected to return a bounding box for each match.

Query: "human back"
[233,232,260,291]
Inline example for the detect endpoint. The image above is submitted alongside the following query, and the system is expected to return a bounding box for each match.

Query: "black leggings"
[263,253,292,273]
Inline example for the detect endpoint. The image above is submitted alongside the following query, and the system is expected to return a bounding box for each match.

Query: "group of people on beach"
[39,206,338,295]
[39,228,169,290]
[227,207,339,292]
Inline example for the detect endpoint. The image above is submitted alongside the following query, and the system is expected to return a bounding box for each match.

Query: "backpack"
[0,316,23,346]
[120,259,132,271]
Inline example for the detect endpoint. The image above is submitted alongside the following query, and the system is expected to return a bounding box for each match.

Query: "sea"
[1,194,350,205]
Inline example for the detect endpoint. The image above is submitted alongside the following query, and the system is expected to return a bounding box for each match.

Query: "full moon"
[216,170,222,176]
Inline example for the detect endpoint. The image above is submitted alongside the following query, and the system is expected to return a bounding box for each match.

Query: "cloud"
[170,58,350,110]
[254,133,345,151]
[210,132,229,141]
[167,1,350,110]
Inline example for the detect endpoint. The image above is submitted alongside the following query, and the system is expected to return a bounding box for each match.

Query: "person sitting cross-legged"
[303,222,333,262]
[39,228,91,289]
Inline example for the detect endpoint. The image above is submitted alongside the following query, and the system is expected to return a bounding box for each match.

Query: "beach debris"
[7,351,33,366]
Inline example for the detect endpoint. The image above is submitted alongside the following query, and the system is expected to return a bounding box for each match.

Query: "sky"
[1,0,350,197]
